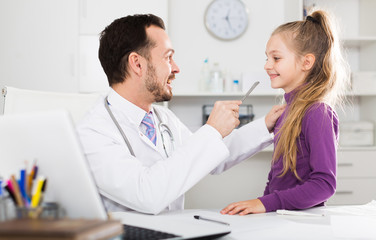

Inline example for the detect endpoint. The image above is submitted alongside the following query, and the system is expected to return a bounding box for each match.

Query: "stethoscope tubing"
[104,97,174,158]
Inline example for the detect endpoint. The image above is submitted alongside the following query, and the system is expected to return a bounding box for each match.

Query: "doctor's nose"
[171,59,180,74]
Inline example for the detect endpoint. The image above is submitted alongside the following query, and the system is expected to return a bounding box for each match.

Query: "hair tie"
[306,16,319,24]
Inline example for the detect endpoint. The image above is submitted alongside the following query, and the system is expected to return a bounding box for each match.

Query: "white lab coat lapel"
[106,90,164,163]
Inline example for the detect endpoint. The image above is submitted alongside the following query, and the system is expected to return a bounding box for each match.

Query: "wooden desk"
[0,219,123,240]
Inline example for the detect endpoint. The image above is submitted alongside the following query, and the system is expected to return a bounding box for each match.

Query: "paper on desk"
[324,200,376,216]
[331,215,376,238]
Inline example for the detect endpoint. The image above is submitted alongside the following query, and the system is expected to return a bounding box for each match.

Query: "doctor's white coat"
[77,89,273,214]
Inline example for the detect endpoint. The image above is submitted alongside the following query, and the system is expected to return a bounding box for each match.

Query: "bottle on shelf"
[232,79,241,92]
[199,58,210,92]
[209,62,224,93]
[223,68,233,93]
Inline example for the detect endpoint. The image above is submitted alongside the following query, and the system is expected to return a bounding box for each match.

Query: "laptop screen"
[0,110,107,220]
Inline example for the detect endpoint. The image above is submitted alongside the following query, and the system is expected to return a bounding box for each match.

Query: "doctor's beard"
[145,63,173,102]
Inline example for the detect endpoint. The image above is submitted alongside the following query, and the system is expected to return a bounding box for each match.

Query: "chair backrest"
[1,86,102,124]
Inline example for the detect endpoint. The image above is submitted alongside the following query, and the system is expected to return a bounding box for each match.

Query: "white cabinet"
[328,149,376,205]
[0,0,79,93]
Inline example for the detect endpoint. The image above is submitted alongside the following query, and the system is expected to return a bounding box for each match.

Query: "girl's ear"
[302,53,315,71]
[128,52,143,76]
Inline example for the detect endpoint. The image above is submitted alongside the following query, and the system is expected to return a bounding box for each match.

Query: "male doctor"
[77,14,285,214]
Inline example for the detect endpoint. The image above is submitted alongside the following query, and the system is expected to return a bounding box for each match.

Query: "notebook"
[0,110,230,239]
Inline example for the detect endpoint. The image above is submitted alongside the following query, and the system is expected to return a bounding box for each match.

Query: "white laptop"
[0,110,230,239]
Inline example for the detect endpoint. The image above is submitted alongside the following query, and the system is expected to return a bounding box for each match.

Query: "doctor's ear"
[128,52,143,76]
[302,53,315,71]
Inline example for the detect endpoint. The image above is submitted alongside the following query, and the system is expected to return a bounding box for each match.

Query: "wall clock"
[204,0,249,41]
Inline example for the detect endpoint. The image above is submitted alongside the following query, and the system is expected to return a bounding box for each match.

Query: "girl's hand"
[220,199,266,216]
[265,104,286,132]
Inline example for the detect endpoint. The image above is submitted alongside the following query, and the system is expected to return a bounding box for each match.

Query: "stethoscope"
[104,97,175,158]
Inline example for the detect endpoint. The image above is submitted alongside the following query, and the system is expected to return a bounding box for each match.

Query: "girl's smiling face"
[264,33,306,93]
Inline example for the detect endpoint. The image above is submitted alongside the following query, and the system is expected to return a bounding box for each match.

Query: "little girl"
[221,10,350,215]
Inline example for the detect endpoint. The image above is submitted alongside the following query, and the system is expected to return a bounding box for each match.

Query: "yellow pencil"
[31,177,44,208]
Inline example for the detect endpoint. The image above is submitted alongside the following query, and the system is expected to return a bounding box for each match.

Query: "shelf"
[256,146,376,153]
[350,92,376,97]
[338,146,376,152]
[172,91,376,97]
[253,145,376,154]
[173,91,281,97]
[343,37,376,48]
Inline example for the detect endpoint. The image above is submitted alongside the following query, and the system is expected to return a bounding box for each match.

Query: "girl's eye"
[274,57,280,61]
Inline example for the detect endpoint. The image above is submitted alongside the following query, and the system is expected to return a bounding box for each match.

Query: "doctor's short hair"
[99,14,165,86]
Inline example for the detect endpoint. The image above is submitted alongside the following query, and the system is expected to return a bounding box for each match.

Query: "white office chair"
[1,86,103,124]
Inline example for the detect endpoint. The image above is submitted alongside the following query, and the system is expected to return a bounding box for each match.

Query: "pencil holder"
[39,202,65,219]
[0,196,9,221]
[15,206,43,219]
[0,196,17,221]
[15,202,65,220]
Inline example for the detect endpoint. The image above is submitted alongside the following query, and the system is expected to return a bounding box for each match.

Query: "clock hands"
[224,9,233,30]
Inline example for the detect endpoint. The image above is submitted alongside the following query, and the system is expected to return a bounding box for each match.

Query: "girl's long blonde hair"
[272,10,350,180]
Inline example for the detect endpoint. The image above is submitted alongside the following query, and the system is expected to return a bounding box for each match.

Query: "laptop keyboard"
[122,224,181,240]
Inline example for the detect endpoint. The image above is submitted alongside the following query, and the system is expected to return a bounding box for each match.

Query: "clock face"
[204,0,249,41]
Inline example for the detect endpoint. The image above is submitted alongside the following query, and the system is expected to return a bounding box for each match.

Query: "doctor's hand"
[265,104,286,132]
[206,100,242,138]
[220,199,266,216]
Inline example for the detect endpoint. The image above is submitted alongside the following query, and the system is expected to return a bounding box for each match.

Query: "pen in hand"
[194,215,230,226]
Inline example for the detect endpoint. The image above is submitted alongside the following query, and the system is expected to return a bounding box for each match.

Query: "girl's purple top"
[258,90,338,212]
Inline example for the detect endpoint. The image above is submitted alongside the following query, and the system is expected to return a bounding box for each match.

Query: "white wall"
[0,0,80,113]
[168,0,285,94]
[0,0,79,93]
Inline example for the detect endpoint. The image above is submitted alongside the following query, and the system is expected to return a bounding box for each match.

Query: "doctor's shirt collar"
[107,88,155,126]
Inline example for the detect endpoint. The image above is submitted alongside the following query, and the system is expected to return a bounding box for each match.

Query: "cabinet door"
[337,150,376,178]
[0,0,79,92]
[79,0,168,35]
[328,178,376,205]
